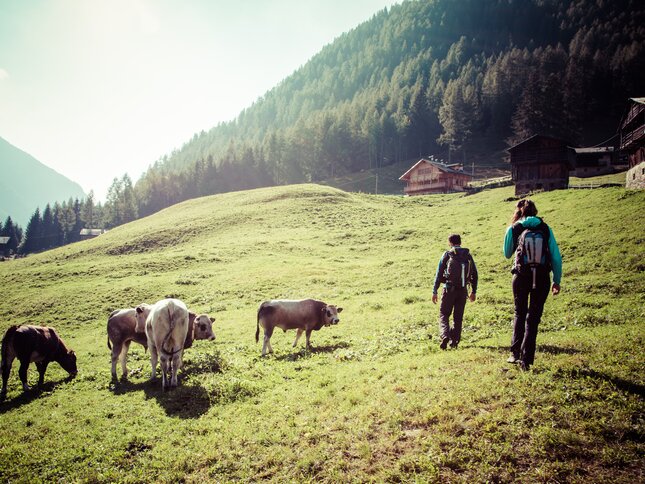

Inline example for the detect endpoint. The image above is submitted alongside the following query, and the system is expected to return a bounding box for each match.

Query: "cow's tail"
[256,302,275,343]
[161,304,182,357]
[256,302,265,343]
[1,326,18,370]
[107,310,118,350]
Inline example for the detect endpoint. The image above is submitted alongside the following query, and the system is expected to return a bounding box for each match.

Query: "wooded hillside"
[132,0,644,216]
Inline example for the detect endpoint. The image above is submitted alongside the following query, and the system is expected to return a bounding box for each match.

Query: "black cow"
[1,325,77,401]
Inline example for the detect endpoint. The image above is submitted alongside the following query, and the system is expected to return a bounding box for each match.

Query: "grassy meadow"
[0,183,643,482]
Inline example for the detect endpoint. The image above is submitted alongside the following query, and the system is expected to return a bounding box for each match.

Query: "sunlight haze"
[0,0,398,201]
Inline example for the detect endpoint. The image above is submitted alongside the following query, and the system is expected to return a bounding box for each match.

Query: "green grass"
[0,184,643,482]
[570,171,627,185]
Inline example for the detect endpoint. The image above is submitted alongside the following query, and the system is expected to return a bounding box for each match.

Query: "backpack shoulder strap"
[511,222,525,249]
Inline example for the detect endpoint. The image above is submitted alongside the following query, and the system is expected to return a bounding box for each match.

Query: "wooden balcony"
[403,180,466,195]
[620,125,645,150]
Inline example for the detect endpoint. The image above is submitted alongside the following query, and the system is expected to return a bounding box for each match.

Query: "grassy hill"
[0,184,643,482]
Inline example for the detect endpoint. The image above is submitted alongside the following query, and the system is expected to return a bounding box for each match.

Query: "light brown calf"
[256,299,342,356]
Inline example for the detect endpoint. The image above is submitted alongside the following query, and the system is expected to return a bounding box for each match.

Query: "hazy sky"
[0,0,399,201]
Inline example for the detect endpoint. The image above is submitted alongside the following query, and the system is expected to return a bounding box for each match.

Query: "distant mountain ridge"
[0,136,85,226]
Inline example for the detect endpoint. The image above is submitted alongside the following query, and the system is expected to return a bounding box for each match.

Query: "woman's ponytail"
[511,199,538,224]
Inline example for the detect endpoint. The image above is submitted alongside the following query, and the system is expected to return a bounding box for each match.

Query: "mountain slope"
[0,184,643,481]
[0,136,85,225]
[132,0,645,217]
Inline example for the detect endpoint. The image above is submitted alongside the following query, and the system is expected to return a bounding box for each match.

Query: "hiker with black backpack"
[504,199,562,371]
[432,234,478,350]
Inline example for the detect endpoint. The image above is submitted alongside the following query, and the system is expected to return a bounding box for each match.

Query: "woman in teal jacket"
[503,199,562,371]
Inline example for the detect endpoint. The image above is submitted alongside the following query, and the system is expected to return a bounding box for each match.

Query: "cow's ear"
[337,307,343,313]
[136,306,143,314]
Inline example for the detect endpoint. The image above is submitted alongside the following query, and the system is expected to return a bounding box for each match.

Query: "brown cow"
[1,325,77,401]
[256,299,343,356]
[107,306,215,380]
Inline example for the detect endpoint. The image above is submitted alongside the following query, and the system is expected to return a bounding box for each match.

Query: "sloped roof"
[80,228,104,236]
[399,158,473,181]
[573,146,614,154]
[506,134,571,153]
[629,97,645,104]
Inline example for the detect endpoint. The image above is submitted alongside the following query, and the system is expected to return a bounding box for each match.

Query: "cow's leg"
[292,329,304,348]
[110,341,123,380]
[120,340,131,379]
[149,344,158,381]
[262,327,274,356]
[305,329,313,351]
[0,353,14,400]
[18,358,31,392]
[170,351,181,388]
[160,353,170,391]
[35,361,49,387]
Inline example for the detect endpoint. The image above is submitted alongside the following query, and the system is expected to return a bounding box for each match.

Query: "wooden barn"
[508,135,574,196]
[0,236,9,257]
[399,158,473,196]
[619,97,645,189]
[79,228,106,240]
[571,146,624,177]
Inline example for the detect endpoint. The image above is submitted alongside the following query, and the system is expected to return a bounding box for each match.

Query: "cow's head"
[193,314,216,341]
[135,303,152,333]
[60,350,77,377]
[322,305,343,326]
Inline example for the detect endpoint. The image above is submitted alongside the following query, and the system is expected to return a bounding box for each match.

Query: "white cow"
[136,298,189,390]
[108,306,215,380]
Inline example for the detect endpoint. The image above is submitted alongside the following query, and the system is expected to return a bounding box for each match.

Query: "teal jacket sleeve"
[548,227,562,285]
[503,226,514,259]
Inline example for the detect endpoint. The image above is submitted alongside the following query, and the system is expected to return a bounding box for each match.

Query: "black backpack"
[441,248,473,289]
[512,221,551,288]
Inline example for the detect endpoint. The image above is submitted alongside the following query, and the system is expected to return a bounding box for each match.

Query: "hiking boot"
[519,361,530,372]
[440,337,449,350]
[507,354,520,364]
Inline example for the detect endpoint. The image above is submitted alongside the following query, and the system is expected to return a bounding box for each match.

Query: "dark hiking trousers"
[439,287,468,344]
[511,270,551,366]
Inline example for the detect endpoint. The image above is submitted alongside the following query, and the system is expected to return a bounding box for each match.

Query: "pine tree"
[120,175,138,224]
[82,191,97,229]
[19,208,42,255]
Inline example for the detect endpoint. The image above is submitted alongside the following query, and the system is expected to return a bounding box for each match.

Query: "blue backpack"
[512,221,551,288]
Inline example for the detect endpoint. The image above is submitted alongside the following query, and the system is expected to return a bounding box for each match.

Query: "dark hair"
[511,199,538,224]
[448,233,461,246]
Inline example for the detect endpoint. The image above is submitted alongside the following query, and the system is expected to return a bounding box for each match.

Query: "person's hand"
[552,283,560,296]
[469,293,476,302]
[432,294,438,304]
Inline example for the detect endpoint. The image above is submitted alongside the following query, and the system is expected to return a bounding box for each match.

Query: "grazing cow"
[1,325,77,401]
[108,307,215,380]
[256,299,343,356]
[137,298,190,390]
